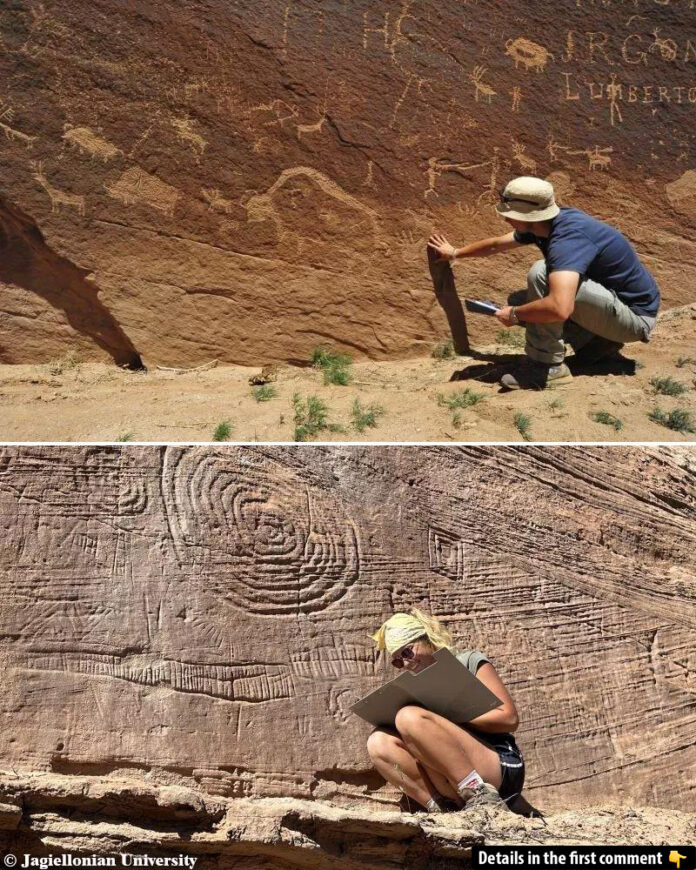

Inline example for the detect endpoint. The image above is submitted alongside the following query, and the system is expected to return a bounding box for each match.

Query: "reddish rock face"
[0,445,694,812]
[0,1,694,365]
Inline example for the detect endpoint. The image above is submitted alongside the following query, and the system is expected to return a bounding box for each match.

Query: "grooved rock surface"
[2,774,696,869]
[0,445,695,818]
[1,1,695,365]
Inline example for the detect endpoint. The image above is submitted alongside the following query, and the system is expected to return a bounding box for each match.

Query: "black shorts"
[488,734,525,803]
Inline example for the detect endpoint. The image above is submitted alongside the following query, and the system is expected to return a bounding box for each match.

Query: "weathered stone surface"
[1,1,695,366]
[1,773,695,868]
[0,445,694,818]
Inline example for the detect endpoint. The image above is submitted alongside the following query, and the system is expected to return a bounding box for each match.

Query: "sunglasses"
[391,645,417,668]
[499,189,541,207]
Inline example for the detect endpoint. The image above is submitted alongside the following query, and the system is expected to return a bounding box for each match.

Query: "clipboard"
[350,648,502,728]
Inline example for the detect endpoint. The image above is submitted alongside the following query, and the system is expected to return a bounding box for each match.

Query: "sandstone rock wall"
[0,446,694,812]
[1,1,695,365]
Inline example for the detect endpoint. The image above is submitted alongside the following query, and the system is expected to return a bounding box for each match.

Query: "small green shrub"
[513,412,532,441]
[212,420,233,441]
[311,347,352,386]
[252,385,277,402]
[293,393,344,441]
[591,410,623,432]
[437,388,486,411]
[116,432,134,442]
[648,407,696,434]
[548,396,564,411]
[496,329,525,349]
[432,338,456,360]
[351,399,385,433]
[650,376,687,397]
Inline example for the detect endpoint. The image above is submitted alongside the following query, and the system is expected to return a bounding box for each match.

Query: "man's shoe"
[572,336,624,365]
[500,360,572,390]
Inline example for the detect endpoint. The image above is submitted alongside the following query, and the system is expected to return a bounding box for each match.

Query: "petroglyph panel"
[1,0,695,364]
[161,448,361,615]
[0,445,694,815]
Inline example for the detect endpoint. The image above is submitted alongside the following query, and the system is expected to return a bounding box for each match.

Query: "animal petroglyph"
[569,145,613,170]
[201,187,234,214]
[161,449,361,616]
[469,66,496,103]
[511,140,537,173]
[62,124,121,161]
[242,166,381,245]
[665,170,696,213]
[505,37,554,72]
[0,104,36,148]
[296,83,330,140]
[105,167,179,217]
[249,99,300,131]
[171,117,207,156]
[30,161,85,216]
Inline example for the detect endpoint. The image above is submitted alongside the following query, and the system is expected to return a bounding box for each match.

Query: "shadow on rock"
[0,194,144,369]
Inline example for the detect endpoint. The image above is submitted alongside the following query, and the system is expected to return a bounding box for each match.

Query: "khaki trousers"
[508,260,657,365]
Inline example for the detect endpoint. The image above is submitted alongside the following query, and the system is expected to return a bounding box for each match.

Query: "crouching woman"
[366,608,524,813]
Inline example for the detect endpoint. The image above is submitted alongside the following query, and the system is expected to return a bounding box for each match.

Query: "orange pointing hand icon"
[669,852,687,869]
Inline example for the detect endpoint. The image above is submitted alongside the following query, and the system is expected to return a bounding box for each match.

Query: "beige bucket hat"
[495,176,560,222]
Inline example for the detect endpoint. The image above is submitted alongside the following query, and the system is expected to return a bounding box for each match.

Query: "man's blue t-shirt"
[514,207,660,317]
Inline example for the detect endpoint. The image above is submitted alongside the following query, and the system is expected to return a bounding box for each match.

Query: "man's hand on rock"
[496,306,517,328]
[428,234,457,261]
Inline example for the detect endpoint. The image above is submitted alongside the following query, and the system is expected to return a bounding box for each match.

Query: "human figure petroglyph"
[105,167,179,217]
[510,87,522,112]
[171,117,207,156]
[547,134,572,162]
[569,146,613,170]
[0,105,36,148]
[469,66,496,103]
[505,37,554,72]
[201,188,234,214]
[62,124,121,161]
[242,166,381,244]
[511,140,537,174]
[30,160,86,216]
[606,74,624,125]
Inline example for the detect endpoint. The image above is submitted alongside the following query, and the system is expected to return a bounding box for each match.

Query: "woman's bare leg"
[394,705,503,793]
[367,728,445,808]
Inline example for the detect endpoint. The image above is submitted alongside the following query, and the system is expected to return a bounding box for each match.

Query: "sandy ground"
[2,305,695,443]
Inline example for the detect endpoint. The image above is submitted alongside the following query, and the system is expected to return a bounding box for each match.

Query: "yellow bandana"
[369,608,454,656]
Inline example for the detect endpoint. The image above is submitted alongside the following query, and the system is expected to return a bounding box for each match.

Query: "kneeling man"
[428,176,660,389]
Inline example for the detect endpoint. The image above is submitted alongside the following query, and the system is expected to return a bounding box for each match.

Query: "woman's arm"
[466,662,520,733]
